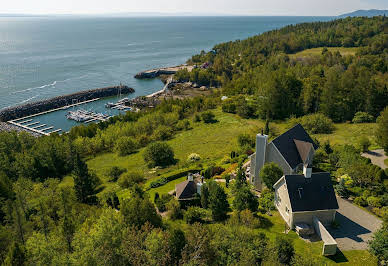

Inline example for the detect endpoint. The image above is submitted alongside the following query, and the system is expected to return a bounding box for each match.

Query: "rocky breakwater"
[0,85,135,122]
[135,65,194,79]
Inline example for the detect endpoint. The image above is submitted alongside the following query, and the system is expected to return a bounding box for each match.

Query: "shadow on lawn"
[326,249,349,263]
[257,214,274,229]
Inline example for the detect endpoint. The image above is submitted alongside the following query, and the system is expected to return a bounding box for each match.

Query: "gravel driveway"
[328,197,383,250]
[362,149,387,169]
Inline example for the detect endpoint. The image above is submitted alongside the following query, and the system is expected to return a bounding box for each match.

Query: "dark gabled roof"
[271,124,318,169]
[176,180,197,200]
[284,172,339,212]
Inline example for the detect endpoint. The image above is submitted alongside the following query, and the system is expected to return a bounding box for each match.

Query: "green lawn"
[288,47,359,58]
[87,109,378,185]
[314,123,378,148]
[87,109,267,182]
[385,158,388,167]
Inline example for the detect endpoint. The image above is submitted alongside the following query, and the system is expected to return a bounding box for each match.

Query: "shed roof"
[284,172,339,212]
[176,180,197,200]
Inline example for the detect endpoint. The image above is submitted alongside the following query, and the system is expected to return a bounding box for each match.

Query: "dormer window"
[297,188,303,199]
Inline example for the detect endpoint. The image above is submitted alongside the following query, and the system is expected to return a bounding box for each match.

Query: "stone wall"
[0,86,134,122]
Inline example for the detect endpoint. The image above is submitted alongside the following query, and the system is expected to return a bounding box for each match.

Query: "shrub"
[176,119,191,131]
[259,163,283,190]
[367,196,383,208]
[336,178,349,198]
[152,125,173,141]
[143,142,175,168]
[149,168,202,189]
[184,207,208,224]
[187,153,201,163]
[372,206,388,220]
[354,196,368,207]
[352,112,374,123]
[222,98,237,113]
[201,111,216,123]
[239,209,261,229]
[237,133,255,149]
[118,172,145,189]
[201,165,225,179]
[357,136,371,152]
[288,113,334,134]
[369,225,388,263]
[167,199,183,220]
[193,113,201,122]
[259,189,275,213]
[106,166,127,182]
[114,137,137,156]
[155,193,174,212]
[274,236,295,265]
[233,184,259,212]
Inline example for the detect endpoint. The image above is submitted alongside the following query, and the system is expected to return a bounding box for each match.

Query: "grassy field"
[315,123,379,149]
[87,108,378,183]
[385,158,388,167]
[87,108,267,181]
[288,47,359,59]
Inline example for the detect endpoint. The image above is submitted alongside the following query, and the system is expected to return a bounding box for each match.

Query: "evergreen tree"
[264,119,270,135]
[376,107,388,153]
[232,185,259,212]
[120,188,161,228]
[274,236,295,265]
[168,228,186,265]
[60,188,75,252]
[200,183,209,209]
[335,179,348,198]
[208,181,229,221]
[72,153,100,205]
[3,242,26,266]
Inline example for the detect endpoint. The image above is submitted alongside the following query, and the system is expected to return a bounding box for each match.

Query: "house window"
[275,191,281,206]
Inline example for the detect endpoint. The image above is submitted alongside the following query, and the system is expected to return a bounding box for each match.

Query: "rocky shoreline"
[135,65,194,79]
[0,85,135,122]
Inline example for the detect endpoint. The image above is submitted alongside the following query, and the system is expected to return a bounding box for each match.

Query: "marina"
[6,98,121,136]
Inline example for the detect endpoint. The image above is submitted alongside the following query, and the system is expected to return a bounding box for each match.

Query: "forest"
[0,16,388,265]
[177,16,388,121]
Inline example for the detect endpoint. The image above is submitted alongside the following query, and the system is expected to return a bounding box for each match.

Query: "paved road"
[362,149,387,169]
[328,197,383,250]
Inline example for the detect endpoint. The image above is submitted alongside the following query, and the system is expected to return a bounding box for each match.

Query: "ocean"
[0,16,333,132]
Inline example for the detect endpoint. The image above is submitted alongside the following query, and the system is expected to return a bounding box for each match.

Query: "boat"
[105,102,115,108]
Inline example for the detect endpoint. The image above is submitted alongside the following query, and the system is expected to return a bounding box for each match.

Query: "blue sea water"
[0,16,333,132]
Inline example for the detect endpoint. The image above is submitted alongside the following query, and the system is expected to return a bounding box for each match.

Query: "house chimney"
[251,133,268,190]
[303,164,312,178]
[188,173,194,182]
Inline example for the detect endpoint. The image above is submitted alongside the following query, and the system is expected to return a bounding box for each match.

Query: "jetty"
[147,76,173,98]
[135,65,194,79]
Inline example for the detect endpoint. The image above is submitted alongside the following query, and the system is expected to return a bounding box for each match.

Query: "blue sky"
[1,0,387,16]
